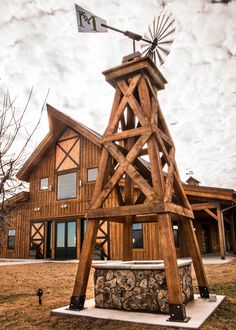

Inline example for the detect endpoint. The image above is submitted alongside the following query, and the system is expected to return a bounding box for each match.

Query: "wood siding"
[1,123,235,260]
[0,205,30,258]
[0,128,103,259]
[29,133,101,208]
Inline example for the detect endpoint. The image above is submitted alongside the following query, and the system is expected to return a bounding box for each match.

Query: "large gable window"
[57,172,77,200]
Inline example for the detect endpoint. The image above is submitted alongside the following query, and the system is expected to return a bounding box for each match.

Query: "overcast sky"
[0,0,235,189]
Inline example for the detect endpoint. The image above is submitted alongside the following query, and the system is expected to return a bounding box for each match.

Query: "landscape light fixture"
[36,288,43,305]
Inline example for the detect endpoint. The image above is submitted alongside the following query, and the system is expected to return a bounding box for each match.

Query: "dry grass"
[0,260,235,329]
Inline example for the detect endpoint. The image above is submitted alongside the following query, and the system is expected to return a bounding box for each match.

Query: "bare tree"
[0,89,49,230]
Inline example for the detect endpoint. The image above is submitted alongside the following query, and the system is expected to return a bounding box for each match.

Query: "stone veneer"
[94,260,194,313]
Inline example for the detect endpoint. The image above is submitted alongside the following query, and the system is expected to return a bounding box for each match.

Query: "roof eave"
[16,104,102,182]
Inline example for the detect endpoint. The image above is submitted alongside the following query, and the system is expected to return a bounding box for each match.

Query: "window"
[57,172,77,200]
[80,218,87,249]
[67,221,76,247]
[56,223,65,247]
[87,167,98,182]
[7,229,16,250]
[40,177,49,190]
[173,222,180,248]
[132,223,143,249]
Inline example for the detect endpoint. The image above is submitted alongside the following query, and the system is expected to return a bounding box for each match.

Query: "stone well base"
[94,260,193,313]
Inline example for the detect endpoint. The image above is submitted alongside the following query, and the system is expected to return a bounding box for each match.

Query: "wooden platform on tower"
[70,53,209,322]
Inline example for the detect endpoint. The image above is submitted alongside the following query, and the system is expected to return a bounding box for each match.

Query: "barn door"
[30,222,45,258]
[55,220,76,259]
[80,218,110,260]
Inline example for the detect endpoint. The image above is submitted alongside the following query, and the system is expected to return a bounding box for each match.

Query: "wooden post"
[44,221,48,259]
[70,219,100,309]
[51,221,55,259]
[76,218,81,259]
[159,214,188,321]
[230,213,236,254]
[181,217,209,298]
[217,208,225,259]
[122,220,133,261]
[122,105,135,261]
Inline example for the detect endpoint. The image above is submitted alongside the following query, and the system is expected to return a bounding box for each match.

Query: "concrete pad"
[0,259,46,266]
[51,294,225,329]
[179,255,236,265]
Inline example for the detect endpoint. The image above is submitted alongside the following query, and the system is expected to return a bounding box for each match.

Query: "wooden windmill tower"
[71,5,209,322]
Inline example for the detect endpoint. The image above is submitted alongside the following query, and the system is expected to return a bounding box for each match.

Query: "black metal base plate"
[69,295,85,310]
[167,303,190,323]
[199,286,210,299]
[167,316,191,323]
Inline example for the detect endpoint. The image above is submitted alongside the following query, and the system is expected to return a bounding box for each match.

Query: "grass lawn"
[0,259,235,329]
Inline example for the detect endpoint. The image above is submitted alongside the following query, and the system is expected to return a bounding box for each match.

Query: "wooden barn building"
[0,105,236,260]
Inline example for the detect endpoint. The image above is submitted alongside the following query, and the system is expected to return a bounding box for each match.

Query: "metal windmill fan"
[75,4,175,67]
[140,11,175,66]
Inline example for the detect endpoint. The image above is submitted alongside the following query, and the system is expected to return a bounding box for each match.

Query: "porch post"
[217,208,225,259]
[181,217,209,298]
[51,221,55,259]
[44,222,48,259]
[230,214,236,254]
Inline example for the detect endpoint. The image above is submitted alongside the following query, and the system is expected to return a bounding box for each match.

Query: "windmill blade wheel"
[140,9,175,67]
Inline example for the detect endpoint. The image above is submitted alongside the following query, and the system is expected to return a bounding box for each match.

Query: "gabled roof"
[17,104,102,182]
[3,191,29,207]
[183,183,236,203]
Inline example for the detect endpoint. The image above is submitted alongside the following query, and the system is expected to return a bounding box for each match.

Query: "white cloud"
[0,0,235,189]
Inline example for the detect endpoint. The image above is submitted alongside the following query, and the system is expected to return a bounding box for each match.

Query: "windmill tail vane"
[75,4,108,33]
[75,4,150,42]
[75,4,175,66]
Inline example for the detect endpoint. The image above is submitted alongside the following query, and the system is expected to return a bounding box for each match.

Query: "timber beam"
[102,56,167,90]
[86,202,194,220]
[104,214,159,224]
[191,201,220,211]
[205,208,218,221]
[102,126,149,143]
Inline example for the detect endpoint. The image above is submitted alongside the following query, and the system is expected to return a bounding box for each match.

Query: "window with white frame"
[40,177,49,190]
[87,167,98,182]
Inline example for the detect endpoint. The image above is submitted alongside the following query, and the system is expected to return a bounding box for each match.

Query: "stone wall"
[94,263,193,313]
